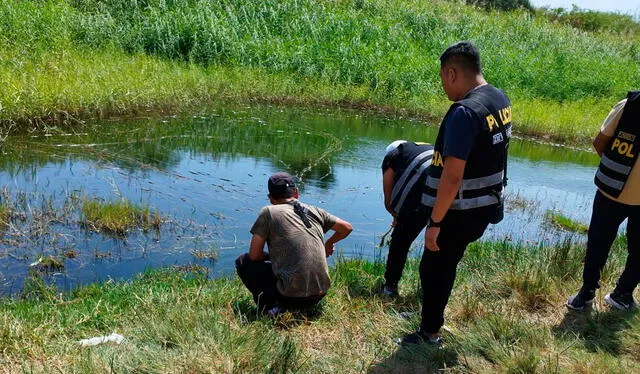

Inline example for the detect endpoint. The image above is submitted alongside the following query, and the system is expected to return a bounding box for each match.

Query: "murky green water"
[0,104,603,295]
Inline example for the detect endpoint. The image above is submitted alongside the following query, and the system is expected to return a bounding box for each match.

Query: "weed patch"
[545,210,589,233]
[81,198,159,234]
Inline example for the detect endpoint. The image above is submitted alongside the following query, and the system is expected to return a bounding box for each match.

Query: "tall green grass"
[65,0,638,102]
[1,0,638,143]
[539,5,640,36]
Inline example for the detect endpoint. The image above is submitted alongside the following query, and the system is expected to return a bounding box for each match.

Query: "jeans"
[582,190,640,294]
[235,253,325,311]
[419,211,489,334]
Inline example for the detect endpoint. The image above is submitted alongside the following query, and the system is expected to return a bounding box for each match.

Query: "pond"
[0,104,606,296]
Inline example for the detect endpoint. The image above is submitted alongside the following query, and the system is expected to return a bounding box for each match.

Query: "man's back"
[250,202,337,297]
[382,142,434,216]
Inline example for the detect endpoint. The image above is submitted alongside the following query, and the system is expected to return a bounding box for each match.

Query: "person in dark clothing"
[380,140,434,296]
[235,172,352,315]
[567,92,640,311]
[400,41,511,345]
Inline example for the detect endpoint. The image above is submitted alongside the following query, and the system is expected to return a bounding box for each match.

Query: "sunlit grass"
[81,198,160,234]
[1,239,638,372]
[545,210,589,233]
[0,0,637,143]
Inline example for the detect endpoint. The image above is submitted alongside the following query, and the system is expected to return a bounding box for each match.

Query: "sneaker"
[566,289,595,311]
[397,311,415,320]
[604,291,638,310]
[267,305,282,316]
[397,329,444,347]
[381,284,399,297]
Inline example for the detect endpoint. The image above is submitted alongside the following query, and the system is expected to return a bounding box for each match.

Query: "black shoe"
[397,329,444,346]
[380,284,399,297]
[566,288,595,311]
[604,291,638,310]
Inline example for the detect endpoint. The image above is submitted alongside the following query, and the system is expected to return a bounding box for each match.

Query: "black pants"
[419,211,489,334]
[384,206,429,288]
[582,190,640,294]
[235,254,324,311]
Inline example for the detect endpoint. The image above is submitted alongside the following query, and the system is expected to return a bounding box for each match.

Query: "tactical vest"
[389,142,434,215]
[422,84,511,212]
[595,91,640,198]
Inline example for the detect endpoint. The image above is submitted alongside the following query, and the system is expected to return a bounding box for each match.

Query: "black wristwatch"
[427,217,442,228]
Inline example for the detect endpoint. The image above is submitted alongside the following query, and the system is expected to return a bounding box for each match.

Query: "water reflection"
[0,104,605,296]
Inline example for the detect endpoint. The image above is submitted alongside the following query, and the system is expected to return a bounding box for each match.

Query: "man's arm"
[248,233,268,261]
[593,132,611,157]
[324,218,353,257]
[594,99,625,156]
[425,156,466,251]
[382,168,396,216]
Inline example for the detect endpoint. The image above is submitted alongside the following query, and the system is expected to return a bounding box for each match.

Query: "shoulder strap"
[286,201,322,228]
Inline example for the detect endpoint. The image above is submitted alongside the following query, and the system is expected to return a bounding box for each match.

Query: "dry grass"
[0,241,638,373]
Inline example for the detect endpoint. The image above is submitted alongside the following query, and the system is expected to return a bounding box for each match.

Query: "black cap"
[268,172,296,199]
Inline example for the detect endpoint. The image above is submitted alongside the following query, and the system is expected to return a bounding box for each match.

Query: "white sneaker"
[604,292,638,310]
[267,305,282,316]
[381,285,399,297]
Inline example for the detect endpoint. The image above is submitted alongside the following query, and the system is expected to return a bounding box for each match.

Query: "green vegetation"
[1,0,638,143]
[467,0,534,12]
[30,255,65,272]
[1,239,638,372]
[81,198,161,234]
[0,200,9,227]
[539,5,640,36]
[545,210,589,233]
[191,248,219,261]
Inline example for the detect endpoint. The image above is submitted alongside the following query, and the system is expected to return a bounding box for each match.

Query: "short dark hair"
[439,41,482,74]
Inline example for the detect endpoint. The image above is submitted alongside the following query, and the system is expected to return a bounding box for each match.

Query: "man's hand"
[425,226,440,252]
[324,218,353,258]
[325,241,335,257]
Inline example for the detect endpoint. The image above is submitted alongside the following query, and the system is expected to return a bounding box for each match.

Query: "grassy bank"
[2,239,638,373]
[1,0,638,143]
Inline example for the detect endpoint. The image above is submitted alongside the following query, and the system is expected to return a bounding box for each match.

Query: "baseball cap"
[385,140,407,154]
[268,172,296,199]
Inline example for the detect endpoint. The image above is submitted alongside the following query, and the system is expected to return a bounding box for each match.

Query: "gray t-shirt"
[250,201,338,298]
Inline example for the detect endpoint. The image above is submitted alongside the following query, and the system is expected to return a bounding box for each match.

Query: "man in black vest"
[401,41,511,345]
[381,140,434,296]
[567,92,640,311]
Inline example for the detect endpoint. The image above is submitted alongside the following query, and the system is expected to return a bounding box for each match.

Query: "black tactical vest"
[388,142,434,215]
[422,84,511,214]
[594,91,640,198]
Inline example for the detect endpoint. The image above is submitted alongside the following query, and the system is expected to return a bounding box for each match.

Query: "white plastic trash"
[78,333,125,347]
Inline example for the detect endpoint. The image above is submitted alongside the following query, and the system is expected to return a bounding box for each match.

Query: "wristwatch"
[427,217,442,228]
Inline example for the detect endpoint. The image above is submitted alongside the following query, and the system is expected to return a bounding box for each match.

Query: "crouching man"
[235,172,353,314]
